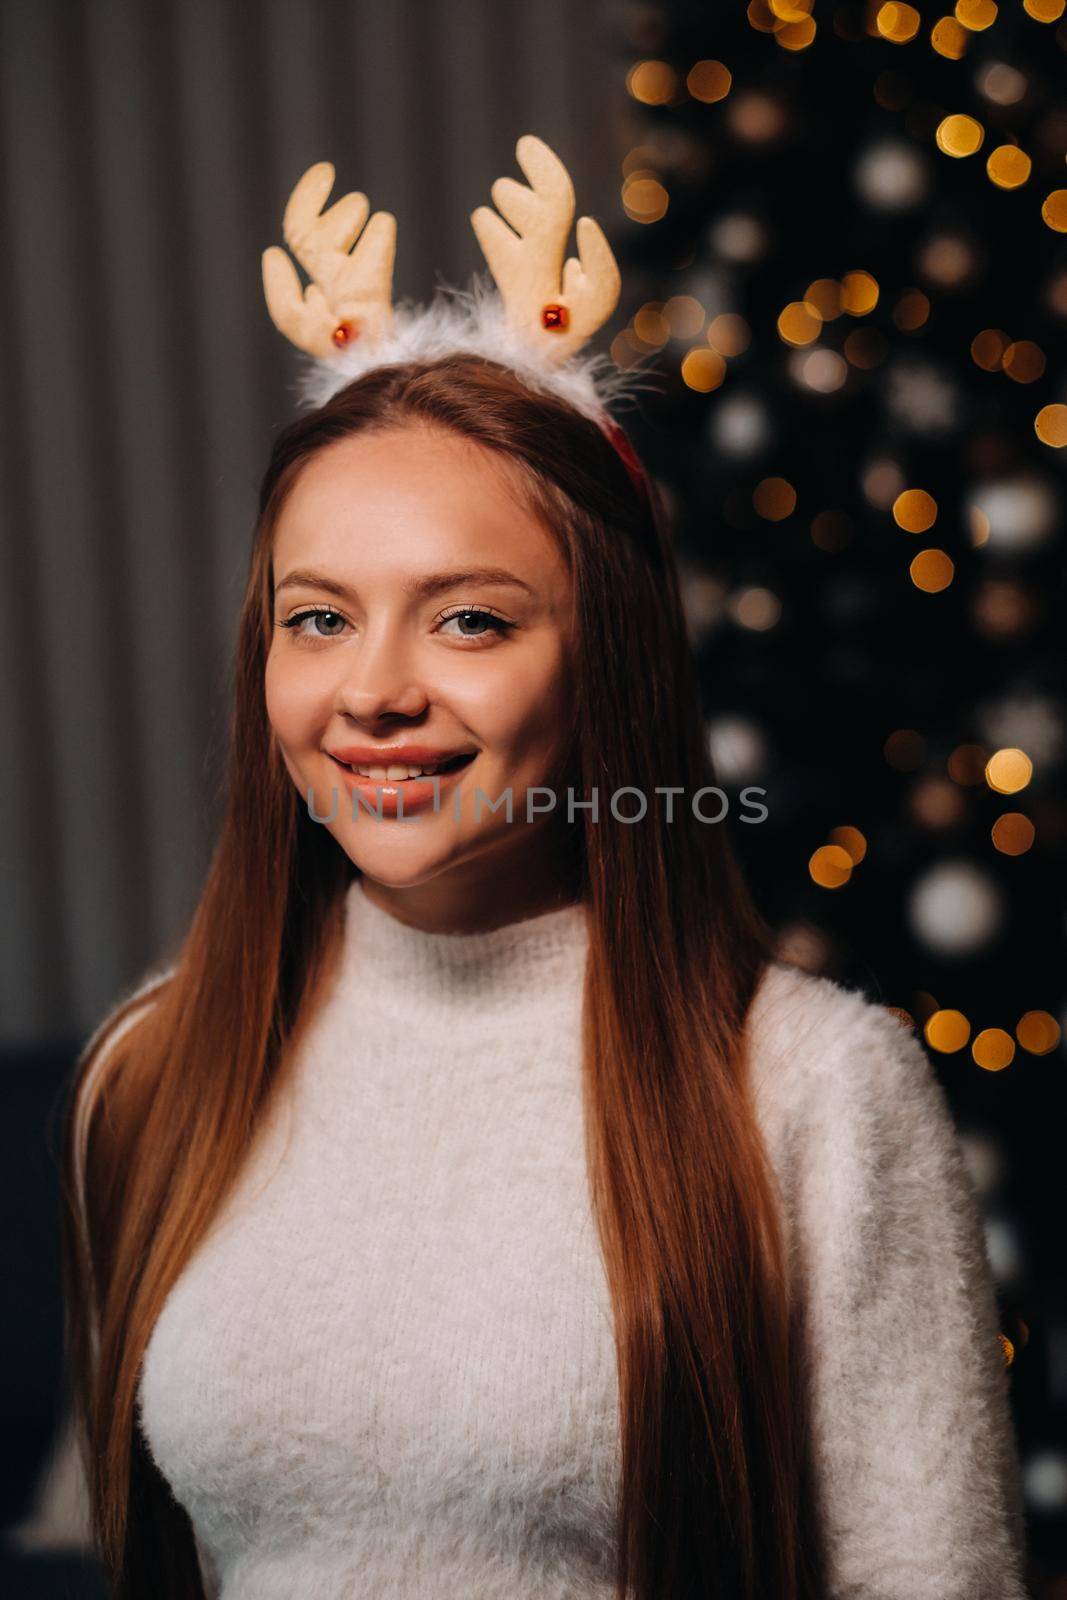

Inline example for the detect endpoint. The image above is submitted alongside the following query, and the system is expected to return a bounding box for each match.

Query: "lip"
[327,744,477,766]
[326,749,476,817]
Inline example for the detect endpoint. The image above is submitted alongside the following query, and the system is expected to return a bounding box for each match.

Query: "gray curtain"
[0,0,623,1043]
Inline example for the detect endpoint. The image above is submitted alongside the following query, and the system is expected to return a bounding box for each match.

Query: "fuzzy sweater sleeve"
[778,977,1030,1599]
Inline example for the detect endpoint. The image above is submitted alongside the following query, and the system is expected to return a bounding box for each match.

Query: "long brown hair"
[60,353,826,1598]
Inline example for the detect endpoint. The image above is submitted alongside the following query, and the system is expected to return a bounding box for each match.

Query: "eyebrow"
[274,566,535,602]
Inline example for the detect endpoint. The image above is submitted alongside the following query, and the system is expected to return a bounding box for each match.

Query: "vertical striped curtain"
[0,0,622,1043]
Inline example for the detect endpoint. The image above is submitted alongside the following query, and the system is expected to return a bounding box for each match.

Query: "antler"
[470,135,621,365]
[261,162,396,360]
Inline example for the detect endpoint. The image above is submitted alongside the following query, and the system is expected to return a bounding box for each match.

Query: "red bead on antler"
[332,320,358,347]
[541,304,569,331]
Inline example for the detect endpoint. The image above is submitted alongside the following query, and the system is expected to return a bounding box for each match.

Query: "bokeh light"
[973,1028,1015,1072]
[687,60,733,103]
[925,1009,972,1052]
[909,548,955,591]
[893,488,938,532]
[985,748,1033,794]
[936,114,985,157]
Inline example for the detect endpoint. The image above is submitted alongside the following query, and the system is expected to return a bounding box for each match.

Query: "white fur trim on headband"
[286,273,661,427]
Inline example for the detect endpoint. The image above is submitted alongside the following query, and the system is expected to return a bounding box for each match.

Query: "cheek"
[463,643,572,763]
[264,649,324,747]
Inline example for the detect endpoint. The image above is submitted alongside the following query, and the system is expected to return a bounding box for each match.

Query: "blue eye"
[277,607,348,639]
[436,607,515,641]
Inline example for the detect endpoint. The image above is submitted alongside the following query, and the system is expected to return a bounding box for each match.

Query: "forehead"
[271,423,564,579]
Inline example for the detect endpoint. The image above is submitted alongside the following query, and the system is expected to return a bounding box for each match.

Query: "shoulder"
[743,959,961,1213]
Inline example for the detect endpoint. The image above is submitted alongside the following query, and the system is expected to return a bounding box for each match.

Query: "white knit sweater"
[105,881,1028,1596]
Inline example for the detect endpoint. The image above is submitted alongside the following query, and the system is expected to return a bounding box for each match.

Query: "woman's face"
[264,421,578,928]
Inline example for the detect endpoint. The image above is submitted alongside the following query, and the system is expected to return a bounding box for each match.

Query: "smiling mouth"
[329,753,476,781]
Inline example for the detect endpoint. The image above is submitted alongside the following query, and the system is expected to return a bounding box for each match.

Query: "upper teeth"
[348,761,454,779]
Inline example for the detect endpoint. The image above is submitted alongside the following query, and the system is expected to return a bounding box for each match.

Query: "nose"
[332,621,428,724]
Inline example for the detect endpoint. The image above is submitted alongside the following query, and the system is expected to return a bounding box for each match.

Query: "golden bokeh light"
[828,824,868,863]
[985,748,1033,794]
[884,728,927,770]
[955,0,998,28]
[1002,340,1046,383]
[925,1009,972,1052]
[770,0,814,16]
[633,303,669,346]
[707,313,751,355]
[1000,1334,1015,1366]
[777,300,822,345]
[1042,190,1067,232]
[970,328,1010,370]
[664,295,707,338]
[753,476,798,520]
[893,488,938,532]
[991,812,1035,856]
[841,270,879,314]
[1016,1011,1062,1054]
[936,114,985,157]
[747,0,779,30]
[986,145,1032,189]
[808,844,853,889]
[909,548,955,592]
[622,174,669,224]
[776,15,818,48]
[931,16,969,56]
[687,59,733,102]
[893,289,930,330]
[805,278,844,319]
[947,744,988,785]
[886,1006,916,1030]
[876,3,921,41]
[1023,0,1065,18]
[1035,403,1067,446]
[681,347,727,392]
[972,1028,1015,1072]
[626,61,678,106]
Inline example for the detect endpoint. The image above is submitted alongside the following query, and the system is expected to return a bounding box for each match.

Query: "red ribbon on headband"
[599,417,653,509]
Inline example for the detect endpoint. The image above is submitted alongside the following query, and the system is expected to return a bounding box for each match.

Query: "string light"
[687,60,733,102]
[753,476,798,518]
[973,1028,1015,1071]
[893,488,938,531]
[986,145,1032,188]
[985,748,1033,793]
[955,0,998,31]
[909,548,955,591]
[936,114,985,156]
[1034,403,1067,446]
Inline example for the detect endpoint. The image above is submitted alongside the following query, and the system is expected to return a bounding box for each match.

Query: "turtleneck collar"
[339,877,590,1016]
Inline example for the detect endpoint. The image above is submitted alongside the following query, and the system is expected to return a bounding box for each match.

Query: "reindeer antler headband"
[261,135,651,475]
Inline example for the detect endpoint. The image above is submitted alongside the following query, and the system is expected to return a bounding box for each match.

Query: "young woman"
[59,141,1029,1600]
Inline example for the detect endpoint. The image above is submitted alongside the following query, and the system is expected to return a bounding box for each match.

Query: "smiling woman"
[57,138,1029,1600]
[262,421,580,916]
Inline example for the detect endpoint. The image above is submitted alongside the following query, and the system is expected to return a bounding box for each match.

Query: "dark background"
[2,0,1063,1593]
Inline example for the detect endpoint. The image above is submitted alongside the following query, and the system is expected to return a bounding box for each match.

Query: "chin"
[332,828,480,889]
